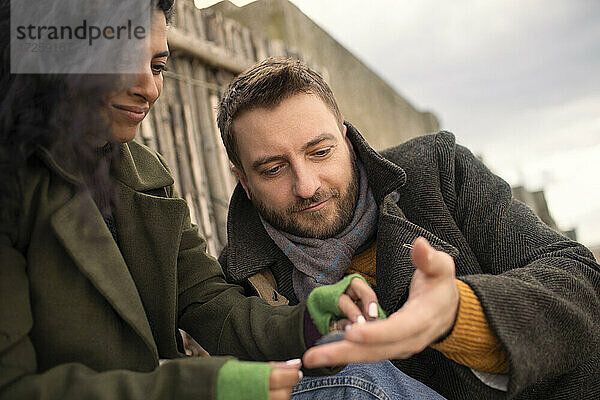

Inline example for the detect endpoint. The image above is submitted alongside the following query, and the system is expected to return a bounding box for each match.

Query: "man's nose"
[292,164,321,199]
[128,68,159,104]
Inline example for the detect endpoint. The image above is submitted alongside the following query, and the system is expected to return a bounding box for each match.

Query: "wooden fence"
[139,0,316,255]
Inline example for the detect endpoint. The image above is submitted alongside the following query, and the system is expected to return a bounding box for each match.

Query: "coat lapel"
[347,123,461,313]
[50,190,159,361]
[111,142,187,356]
[112,181,187,356]
[376,192,460,314]
[225,184,284,282]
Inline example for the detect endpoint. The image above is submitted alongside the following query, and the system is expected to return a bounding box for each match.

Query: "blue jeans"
[292,361,445,400]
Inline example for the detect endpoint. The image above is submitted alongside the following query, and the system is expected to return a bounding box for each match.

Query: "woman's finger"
[338,293,366,324]
[269,388,293,400]
[269,367,302,390]
[268,358,302,369]
[345,277,379,319]
[329,318,351,332]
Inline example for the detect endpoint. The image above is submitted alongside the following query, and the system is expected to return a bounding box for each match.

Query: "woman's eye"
[152,64,168,75]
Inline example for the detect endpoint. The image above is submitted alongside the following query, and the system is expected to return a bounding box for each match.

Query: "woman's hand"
[337,275,381,325]
[306,274,384,336]
[268,359,303,400]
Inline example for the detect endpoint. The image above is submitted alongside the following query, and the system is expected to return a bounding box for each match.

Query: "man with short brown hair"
[216,58,600,399]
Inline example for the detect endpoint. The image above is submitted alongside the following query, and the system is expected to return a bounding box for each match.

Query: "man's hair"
[217,57,343,169]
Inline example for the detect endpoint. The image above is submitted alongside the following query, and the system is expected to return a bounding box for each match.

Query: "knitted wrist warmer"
[306,273,385,335]
[216,360,273,400]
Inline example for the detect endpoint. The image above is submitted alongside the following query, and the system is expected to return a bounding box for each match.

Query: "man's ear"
[342,125,355,156]
[232,165,251,200]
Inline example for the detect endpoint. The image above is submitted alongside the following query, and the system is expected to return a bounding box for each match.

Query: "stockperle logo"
[11,0,151,74]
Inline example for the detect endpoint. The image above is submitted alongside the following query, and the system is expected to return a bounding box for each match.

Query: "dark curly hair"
[0,0,175,232]
[157,0,176,24]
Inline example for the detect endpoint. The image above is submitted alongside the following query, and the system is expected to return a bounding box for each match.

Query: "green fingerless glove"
[216,360,273,400]
[306,273,386,335]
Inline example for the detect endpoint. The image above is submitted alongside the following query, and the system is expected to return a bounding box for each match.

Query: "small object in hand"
[315,331,346,346]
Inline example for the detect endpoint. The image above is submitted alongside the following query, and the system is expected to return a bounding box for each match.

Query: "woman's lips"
[112,104,148,123]
[301,199,329,213]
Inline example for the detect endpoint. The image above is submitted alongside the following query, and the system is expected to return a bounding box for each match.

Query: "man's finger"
[345,277,379,319]
[303,339,418,368]
[269,368,302,390]
[410,237,454,277]
[338,293,366,324]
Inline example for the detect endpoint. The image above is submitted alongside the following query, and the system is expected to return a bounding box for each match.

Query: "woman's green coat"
[0,141,307,399]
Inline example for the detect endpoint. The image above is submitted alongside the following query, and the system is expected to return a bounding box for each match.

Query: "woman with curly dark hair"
[0,1,368,398]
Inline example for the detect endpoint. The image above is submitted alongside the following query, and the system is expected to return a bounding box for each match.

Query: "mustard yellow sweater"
[346,242,509,374]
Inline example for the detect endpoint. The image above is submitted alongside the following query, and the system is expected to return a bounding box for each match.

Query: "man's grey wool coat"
[220,122,600,400]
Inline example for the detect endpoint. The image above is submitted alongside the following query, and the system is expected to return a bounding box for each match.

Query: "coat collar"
[225,122,407,283]
[36,140,174,191]
[344,122,407,203]
[112,141,174,191]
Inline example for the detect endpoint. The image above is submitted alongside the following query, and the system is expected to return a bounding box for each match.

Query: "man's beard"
[250,160,360,239]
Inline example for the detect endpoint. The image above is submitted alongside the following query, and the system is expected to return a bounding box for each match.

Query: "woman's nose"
[129,68,160,103]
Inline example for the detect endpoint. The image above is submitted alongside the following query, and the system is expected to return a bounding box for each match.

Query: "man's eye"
[263,165,281,176]
[313,147,332,157]
[152,64,168,75]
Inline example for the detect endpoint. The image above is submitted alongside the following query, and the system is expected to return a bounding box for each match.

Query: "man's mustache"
[287,188,340,213]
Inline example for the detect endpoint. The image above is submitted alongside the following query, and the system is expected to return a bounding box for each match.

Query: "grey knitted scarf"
[262,161,377,301]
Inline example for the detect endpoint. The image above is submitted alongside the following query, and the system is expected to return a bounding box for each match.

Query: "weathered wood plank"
[150,77,182,195]
[168,27,251,74]
[172,57,220,253]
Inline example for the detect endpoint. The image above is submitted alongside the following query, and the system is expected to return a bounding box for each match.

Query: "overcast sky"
[196,0,600,247]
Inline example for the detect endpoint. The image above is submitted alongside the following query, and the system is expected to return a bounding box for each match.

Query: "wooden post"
[148,7,314,254]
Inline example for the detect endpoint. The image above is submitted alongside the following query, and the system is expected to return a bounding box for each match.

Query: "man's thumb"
[410,237,443,276]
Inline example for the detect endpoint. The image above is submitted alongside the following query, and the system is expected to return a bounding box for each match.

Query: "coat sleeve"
[433,132,600,396]
[0,233,233,400]
[174,190,309,362]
